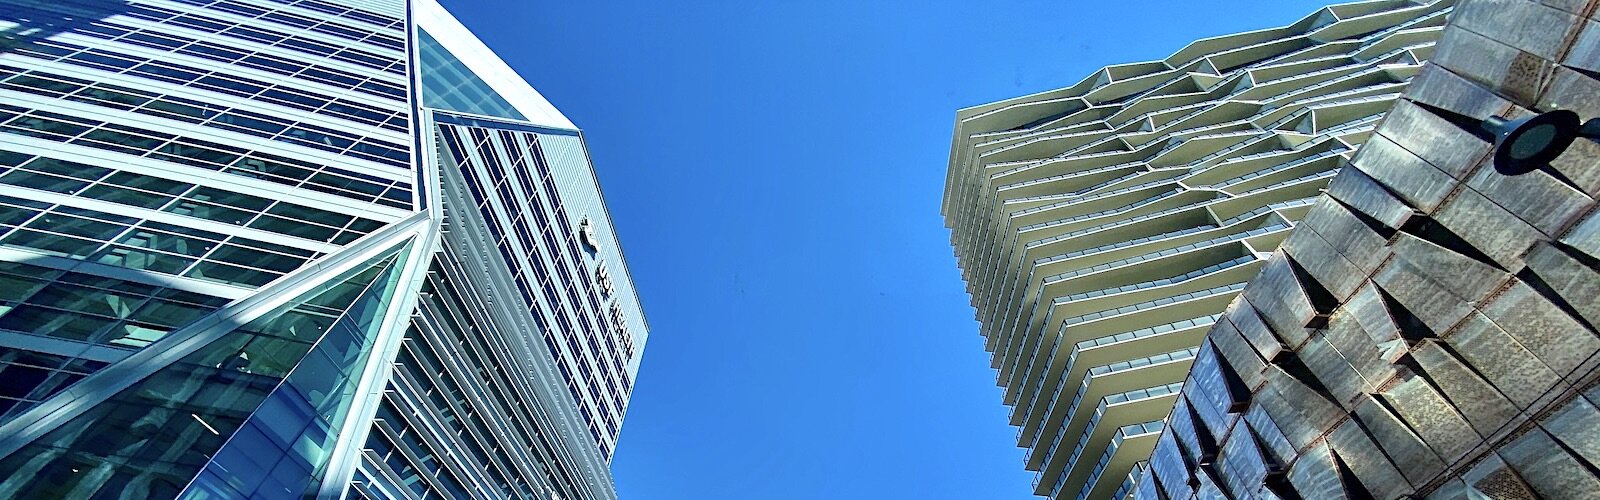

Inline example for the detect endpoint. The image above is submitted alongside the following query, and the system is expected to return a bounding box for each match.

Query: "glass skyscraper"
[0,0,647,498]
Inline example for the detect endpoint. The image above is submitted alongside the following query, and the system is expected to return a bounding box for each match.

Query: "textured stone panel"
[1324,166,1420,230]
[1321,313,1397,393]
[1228,299,1288,362]
[1431,24,1553,107]
[1560,209,1600,261]
[1350,395,1448,485]
[1376,100,1492,180]
[1445,312,1563,409]
[1299,197,1393,275]
[1208,316,1269,389]
[1380,370,1482,463]
[1348,135,1460,213]
[1149,432,1195,500]
[1372,258,1474,333]
[1287,443,1349,500]
[1328,417,1414,498]
[1252,380,1327,451]
[1541,395,1600,469]
[1463,150,1593,236]
[1452,0,1581,59]
[1523,242,1600,329]
[1216,419,1271,498]
[1480,282,1599,376]
[1282,227,1366,301]
[1388,233,1508,304]
[1242,258,1318,345]
[1410,340,1520,436]
[1298,336,1366,408]
[1243,404,1296,466]
[1404,64,1515,121]
[1498,429,1600,497]
[1460,454,1539,500]
[1430,186,1545,269]
[1343,284,1403,348]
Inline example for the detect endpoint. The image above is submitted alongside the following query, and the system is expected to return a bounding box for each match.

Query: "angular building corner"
[0,0,648,498]
[942,1,1454,498]
[1130,0,1600,498]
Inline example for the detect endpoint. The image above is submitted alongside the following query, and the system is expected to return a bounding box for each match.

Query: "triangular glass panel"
[181,241,413,499]
[0,242,408,500]
[418,29,528,121]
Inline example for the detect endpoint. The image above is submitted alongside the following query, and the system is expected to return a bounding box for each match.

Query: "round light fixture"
[1481,109,1579,175]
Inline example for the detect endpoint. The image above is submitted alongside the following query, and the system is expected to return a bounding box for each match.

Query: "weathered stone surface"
[1344,284,1402,347]
[1287,442,1349,500]
[1480,281,1599,376]
[1132,464,1163,500]
[1430,186,1546,269]
[1380,370,1482,463]
[1562,18,1600,73]
[1445,312,1563,409]
[1299,197,1392,274]
[1216,418,1270,498]
[1324,165,1419,229]
[1373,258,1475,333]
[1374,100,1492,180]
[1463,145,1593,237]
[1431,24,1554,107]
[1460,454,1539,500]
[1243,403,1296,466]
[1389,233,1509,304]
[1243,257,1317,345]
[1405,64,1515,120]
[1350,395,1447,485]
[1282,227,1366,301]
[1149,432,1194,500]
[1298,336,1366,408]
[1560,209,1600,261]
[1321,312,1397,393]
[1252,379,1326,451]
[1498,429,1600,497]
[1523,242,1600,329]
[1207,315,1269,389]
[1348,135,1460,213]
[1410,340,1520,436]
[1228,298,1288,361]
[1538,0,1587,15]
[1541,395,1600,469]
[1328,417,1414,498]
[1452,0,1581,59]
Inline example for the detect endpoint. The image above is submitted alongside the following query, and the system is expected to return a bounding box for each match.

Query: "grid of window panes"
[0,150,389,242]
[0,345,111,427]
[356,264,595,499]
[0,63,410,171]
[0,193,335,288]
[438,122,631,458]
[0,0,414,176]
[0,260,232,357]
[1,1,408,103]
[0,249,400,499]
[0,103,408,209]
[186,246,408,499]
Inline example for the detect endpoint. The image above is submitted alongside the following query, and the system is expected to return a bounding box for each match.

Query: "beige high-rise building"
[941,2,1451,498]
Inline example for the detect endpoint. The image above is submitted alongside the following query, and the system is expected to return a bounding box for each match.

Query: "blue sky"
[440,1,1332,498]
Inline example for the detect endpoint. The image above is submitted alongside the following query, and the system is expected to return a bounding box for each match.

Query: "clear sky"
[439,1,1332,498]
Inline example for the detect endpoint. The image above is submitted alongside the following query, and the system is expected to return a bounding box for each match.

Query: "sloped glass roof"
[418,29,527,121]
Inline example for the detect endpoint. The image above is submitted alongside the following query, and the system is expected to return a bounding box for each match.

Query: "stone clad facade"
[1132,0,1600,498]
